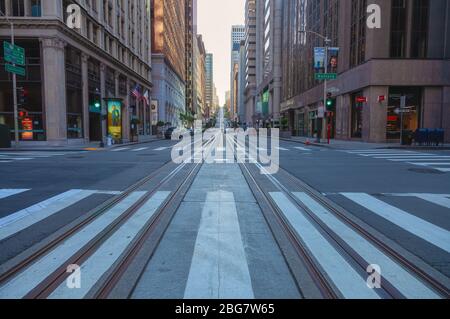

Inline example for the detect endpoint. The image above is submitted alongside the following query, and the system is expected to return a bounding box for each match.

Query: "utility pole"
[0,10,19,147]
[11,23,19,147]
[299,29,332,143]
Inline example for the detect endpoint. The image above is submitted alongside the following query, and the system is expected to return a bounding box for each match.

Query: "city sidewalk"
[0,136,162,152]
[283,136,450,150]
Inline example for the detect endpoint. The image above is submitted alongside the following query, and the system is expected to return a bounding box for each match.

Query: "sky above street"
[197,0,245,106]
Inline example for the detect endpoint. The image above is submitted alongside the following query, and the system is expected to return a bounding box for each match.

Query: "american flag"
[131,84,141,99]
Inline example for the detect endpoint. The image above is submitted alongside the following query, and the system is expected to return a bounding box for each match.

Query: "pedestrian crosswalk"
[0,151,85,164]
[0,187,448,298]
[345,150,450,172]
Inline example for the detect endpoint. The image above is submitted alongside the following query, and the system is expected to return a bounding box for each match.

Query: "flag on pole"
[143,90,150,105]
[131,84,141,99]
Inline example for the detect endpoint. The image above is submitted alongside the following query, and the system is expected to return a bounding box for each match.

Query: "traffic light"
[17,87,28,106]
[18,109,28,119]
[326,93,336,110]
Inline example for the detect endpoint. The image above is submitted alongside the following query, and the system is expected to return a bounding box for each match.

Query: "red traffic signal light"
[18,110,28,118]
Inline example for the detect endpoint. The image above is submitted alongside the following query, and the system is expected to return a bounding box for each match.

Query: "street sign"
[3,41,25,66]
[318,106,325,119]
[5,64,26,76]
[315,73,337,80]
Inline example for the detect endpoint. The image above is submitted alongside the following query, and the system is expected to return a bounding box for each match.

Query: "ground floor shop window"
[387,87,422,140]
[351,92,363,138]
[297,112,306,137]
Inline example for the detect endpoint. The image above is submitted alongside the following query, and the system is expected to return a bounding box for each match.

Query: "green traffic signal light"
[327,99,333,107]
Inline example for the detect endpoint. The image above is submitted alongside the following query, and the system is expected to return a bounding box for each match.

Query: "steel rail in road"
[0,136,217,299]
[229,135,449,299]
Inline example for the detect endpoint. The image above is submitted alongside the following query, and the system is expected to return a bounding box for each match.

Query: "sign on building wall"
[107,99,122,140]
[151,100,158,125]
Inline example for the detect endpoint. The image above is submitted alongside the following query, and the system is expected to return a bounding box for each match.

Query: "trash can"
[402,130,413,146]
[0,124,11,148]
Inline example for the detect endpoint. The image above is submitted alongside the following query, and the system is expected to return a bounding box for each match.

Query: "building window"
[11,0,25,16]
[351,92,364,138]
[410,0,429,58]
[65,46,83,139]
[0,39,45,141]
[387,87,422,140]
[350,0,367,67]
[30,0,41,17]
[390,0,407,58]
[0,0,6,14]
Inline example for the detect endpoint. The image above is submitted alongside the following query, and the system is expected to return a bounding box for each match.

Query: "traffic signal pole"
[11,22,19,147]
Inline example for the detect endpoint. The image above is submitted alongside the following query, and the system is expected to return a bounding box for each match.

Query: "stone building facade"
[0,0,153,146]
[280,0,450,143]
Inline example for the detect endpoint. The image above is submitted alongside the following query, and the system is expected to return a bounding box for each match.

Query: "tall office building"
[280,0,450,143]
[151,0,186,127]
[205,53,214,120]
[0,0,152,146]
[193,34,206,120]
[185,0,197,115]
[254,0,283,126]
[230,25,245,119]
[244,0,257,125]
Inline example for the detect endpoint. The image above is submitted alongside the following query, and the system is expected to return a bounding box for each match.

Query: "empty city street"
[0,133,449,299]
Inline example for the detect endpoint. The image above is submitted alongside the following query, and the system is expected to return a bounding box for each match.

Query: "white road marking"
[276,147,289,151]
[49,191,170,299]
[269,192,379,299]
[388,193,450,210]
[293,192,440,299]
[0,189,29,200]
[0,192,147,299]
[388,157,450,161]
[0,190,104,241]
[341,193,450,253]
[294,147,312,151]
[0,160,12,163]
[407,162,450,166]
[184,191,254,299]
[154,147,171,151]
[436,168,450,172]
[131,147,149,152]
[376,156,449,159]
[111,148,130,152]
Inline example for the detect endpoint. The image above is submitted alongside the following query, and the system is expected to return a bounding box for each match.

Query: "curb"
[0,138,164,152]
[280,138,449,151]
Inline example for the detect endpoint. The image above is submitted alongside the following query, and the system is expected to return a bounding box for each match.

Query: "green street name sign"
[3,41,25,66]
[315,73,337,80]
[5,64,26,76]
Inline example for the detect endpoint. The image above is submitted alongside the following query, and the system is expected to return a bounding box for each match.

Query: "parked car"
[165,127,190,140]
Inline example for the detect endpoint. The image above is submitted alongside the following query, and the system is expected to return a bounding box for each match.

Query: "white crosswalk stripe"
[111,147,130,152]
[154,146,172,151]
[0,191,149,299]
[184,191,254,299]
[346,150,450,172]
[294,147,312,151]
[0,190,100,241]
[0,152,83,163]
[131,147,149,152]
[341,193,450,253]
[270,192,380,299]
[0,189,29,200]
[292,192,440,299]
[49,191,170,299]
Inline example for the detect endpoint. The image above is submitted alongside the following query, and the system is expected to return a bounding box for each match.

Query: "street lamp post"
[299,29,332,143]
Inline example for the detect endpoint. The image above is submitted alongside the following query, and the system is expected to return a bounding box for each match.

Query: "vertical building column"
[100,63,107,144]
[122,79,130,143]
[272,0,283,120]
[4,0,11,15]
[40,37,67,145]
[81,53,90,143]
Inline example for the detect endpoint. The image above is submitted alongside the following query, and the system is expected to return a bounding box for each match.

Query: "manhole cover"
[408,168,445,175]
